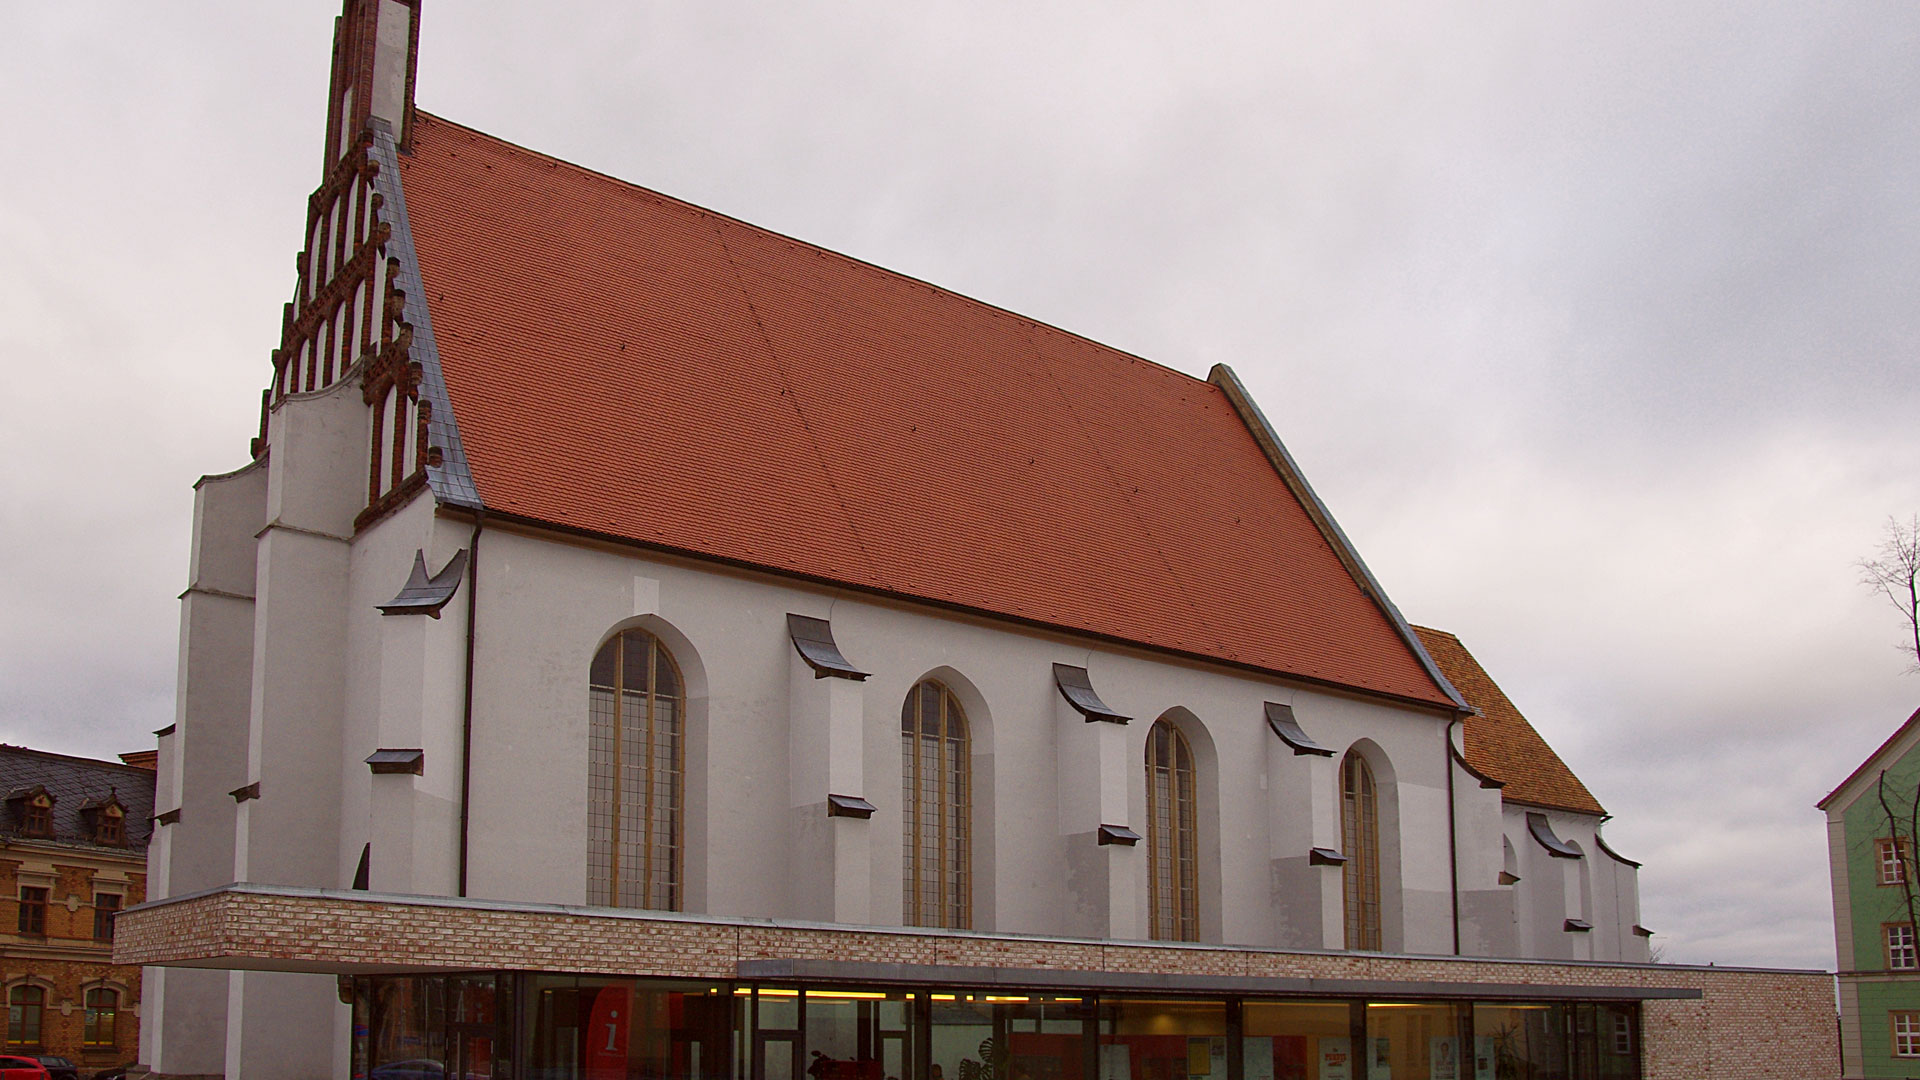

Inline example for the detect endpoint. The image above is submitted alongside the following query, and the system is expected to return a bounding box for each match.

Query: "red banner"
[586,986,631,1080]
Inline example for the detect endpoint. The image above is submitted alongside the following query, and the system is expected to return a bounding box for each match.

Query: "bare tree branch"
[1878,771,1920,947]
[1859,513,1920,674]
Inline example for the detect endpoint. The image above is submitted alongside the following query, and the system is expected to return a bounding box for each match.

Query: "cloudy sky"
[4,3,1916,972]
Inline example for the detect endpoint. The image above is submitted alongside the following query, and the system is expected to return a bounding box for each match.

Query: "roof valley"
[712,220,887,588]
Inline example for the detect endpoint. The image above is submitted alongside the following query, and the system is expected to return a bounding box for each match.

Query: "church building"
[119,3,1834,1078]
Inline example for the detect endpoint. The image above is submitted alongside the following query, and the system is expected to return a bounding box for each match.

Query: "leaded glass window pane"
[587,629,685,911]
[1341,751,1382,951]
[901,680,969,928]
[1146,719,1199,942]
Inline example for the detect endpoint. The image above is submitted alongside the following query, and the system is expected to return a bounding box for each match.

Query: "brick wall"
[3,854,146,1073]
[119,885,1836,1079]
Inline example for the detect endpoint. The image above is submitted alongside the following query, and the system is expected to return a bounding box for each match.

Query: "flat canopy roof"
[737,958,1700,1002]
[110,883,1786,1005]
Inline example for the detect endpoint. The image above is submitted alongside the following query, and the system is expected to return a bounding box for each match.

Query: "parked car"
[0,1056,50,1080]
[29,1059,74,1080]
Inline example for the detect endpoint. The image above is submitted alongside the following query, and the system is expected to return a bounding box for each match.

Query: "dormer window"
[80,795,127,846]
[8,789,55,838]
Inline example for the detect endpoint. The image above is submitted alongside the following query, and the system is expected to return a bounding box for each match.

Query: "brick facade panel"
[4,859,145,1073]
[118,889,1837,1079]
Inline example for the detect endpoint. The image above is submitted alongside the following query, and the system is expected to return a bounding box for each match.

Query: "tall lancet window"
[1146,719,1199,942]
[902,680,970,928]
[1341,751,1382,950]
[588,628,684,910]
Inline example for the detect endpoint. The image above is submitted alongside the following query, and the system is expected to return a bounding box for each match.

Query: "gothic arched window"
[1341,751,1382,950]
[588,628,684,910]
[1146,719,1200,941]
[902,680,970,928]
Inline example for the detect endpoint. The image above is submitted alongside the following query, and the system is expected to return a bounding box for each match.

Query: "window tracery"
[902,680,970,929]
[588,628,684,911]
[1146,719,1199,942]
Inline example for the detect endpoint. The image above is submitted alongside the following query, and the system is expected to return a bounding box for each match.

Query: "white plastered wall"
[1450,731,1515,958]
[1500,806,1648,964]
[143,457,267,1079]
[454,523,1507,952]
[153,432,1656,1080]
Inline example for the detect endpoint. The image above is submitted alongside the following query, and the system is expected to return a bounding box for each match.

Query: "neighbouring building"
[1822,706,1920,1079]
[119,2,1836,1079]
[2,744,154,1075]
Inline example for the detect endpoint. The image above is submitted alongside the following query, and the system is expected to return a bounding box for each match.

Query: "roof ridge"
[1212,366,1465,710]
[407,110,1214,391]
[0,745,157,775]
[710,225,884,584]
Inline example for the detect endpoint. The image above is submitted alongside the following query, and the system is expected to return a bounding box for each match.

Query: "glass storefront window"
[766,987,914,1080]
[1095,998,1226,1080]
[1469,1005,1567,1080]
[1363,1004,1469,1080]
[351,975,506,1080]
[351,978,1641,1080]
[923,992,1090,1080]
[450,974,504,1079]
[524,976,735,1080]
[1574,1005,1636,1080]
[924,991,990,1080]
[367,976,448,1076]
[1243,1001,1355,1080]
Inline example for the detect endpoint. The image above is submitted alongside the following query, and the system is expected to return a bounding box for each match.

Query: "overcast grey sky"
[3,3,1916,972]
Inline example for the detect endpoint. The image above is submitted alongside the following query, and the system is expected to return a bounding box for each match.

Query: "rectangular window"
[94,894,121,942]
[1895,1012,1920,1058]
[1888,924,1918,970]
[1882,838,1913,885]
[16,888,47,936]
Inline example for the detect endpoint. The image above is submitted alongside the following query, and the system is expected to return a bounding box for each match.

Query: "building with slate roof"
[2,745,153,1074]
[118,3,1837,1079]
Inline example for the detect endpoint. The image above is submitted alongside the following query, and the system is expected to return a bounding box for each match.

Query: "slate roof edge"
[370,118,482,512]
[444,505,1467,717]
[1208,364,1468,714]
[0,833,152,856]
[0,745,162,779]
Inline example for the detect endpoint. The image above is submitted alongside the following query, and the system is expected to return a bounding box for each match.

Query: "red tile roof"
[1411,626,1605,816]
[397,112,1454,708]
